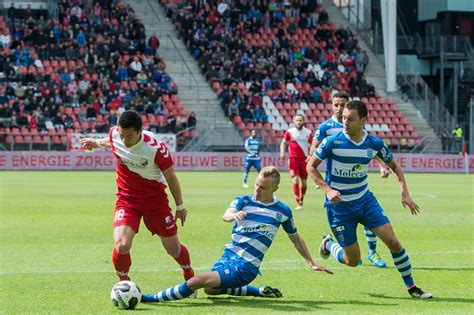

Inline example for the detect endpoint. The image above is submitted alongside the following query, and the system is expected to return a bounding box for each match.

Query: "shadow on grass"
[141,296,397,312]
[367,293,474,304]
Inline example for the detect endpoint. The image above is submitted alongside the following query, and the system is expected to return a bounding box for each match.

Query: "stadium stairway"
[124,0,242,150]
[322,0,442,152]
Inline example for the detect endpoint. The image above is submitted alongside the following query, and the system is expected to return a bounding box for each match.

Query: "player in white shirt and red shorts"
[81,110,195,285]
[279,115,313,210]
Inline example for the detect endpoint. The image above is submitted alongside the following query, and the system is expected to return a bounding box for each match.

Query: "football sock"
[391,248,415,288]
[220,285,261,296]
[292,183,300,204]
[363,226,377,255]
[112,248,131,281]
[300,184,307,203]
[141,282,194,302]
[173,244,194,280]
[327,240,345,264]
[243,171,249,184]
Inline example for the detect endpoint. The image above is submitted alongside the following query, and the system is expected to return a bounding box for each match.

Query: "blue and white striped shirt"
[224,195,297,269]
[315,131,393,213]
[244,137,260,160]
[314,116,344,142]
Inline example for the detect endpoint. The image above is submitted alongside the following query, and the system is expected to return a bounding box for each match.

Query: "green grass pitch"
[1,171,473,314]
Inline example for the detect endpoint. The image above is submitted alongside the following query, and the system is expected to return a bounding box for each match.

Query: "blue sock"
[243,171,249,184]
[391,248,415,288]
[220,285,261,296]
[327,240,345,264]
[141,282,194,303]
[363,226,377,255]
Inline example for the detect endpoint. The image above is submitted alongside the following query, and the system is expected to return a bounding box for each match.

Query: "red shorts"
[113,196,177,237]
[288,157,308,179]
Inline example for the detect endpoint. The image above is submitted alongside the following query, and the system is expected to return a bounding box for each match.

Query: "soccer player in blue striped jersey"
[141,166,333,303]
[243,130,261,188]
[308,92,390,268]
[306,101,432,299]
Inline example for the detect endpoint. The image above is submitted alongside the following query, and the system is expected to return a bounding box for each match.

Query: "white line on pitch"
[1,250,473,275]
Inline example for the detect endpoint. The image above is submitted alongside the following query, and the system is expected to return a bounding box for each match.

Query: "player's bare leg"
[373,223,432,299]
[113,225,136,281]
[160,234,195,281]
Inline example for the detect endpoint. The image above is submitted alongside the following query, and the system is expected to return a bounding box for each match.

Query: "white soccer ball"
[110,280,142,310]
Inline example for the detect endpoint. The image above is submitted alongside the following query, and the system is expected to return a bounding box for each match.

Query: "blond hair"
[259,166,280,185]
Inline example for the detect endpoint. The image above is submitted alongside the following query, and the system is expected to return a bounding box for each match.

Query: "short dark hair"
[345,100,368,118]
[333,91,350,100]
[118,110,142,131]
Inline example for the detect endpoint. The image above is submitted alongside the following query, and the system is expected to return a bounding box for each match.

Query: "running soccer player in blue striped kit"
[243,130,261,188]
[308,92,390,268]
[141,166,332,303]
[306,100,432,299]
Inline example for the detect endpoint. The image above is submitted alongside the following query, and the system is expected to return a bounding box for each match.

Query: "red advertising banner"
[0,151,472,172]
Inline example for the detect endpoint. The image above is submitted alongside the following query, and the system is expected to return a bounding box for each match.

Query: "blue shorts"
[326,195,390,247]
[244,159,261,172]
[211,254,259,289]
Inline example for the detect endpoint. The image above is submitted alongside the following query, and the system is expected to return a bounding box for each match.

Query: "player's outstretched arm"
[306,155,341,203]
[374,156,390,178]
[222,208,246,222]
[80,137,111,149]
[387,160,420,215]
[288,233,333,274]
[162,166,187,226]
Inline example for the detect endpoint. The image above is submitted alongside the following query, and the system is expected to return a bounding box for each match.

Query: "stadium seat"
[241,130,251,138]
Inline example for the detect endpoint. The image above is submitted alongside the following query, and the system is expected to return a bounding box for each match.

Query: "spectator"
[228,98,239,118]
[52,112,64,130]
[451,124,463,154]
[187,111,197,129]
[400,82,410,101]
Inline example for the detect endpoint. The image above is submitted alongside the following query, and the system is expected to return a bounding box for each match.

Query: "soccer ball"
[110,280,142,310]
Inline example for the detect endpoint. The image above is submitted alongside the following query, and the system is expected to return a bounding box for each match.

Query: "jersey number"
[114,209,125,222]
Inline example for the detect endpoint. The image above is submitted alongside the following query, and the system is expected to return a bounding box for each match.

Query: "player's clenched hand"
[327,189,341,204]
[379,166,390,178]
[80,137,98,150]
[401,195,420,215]
[310,264,333,274]
[175,208,187,226]
[279,154,285,161]
[233,211,246,221]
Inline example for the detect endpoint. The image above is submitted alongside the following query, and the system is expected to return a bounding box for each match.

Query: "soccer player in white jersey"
[140,166,332,303]
[80,110,195,284]
[243,130,261,188]
[309,91,389,268]
[279,115,313,210]
[306,101,432,299]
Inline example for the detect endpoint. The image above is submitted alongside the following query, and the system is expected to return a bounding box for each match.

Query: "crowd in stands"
[0,0,196,148]
[162,0,419,149]
[166,0,373,120]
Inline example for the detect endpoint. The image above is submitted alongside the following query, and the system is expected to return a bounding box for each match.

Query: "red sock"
[292,183,300,204]
[300,184,307,202]
[112,248,131,281]
[174,244,194,280]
